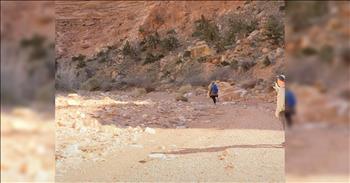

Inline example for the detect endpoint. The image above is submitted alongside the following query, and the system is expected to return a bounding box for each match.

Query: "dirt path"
[55,91,285,182]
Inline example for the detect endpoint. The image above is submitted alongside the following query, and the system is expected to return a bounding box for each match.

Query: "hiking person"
[208,81,219,104]
[273,75,286,130]
[285,88,296,128]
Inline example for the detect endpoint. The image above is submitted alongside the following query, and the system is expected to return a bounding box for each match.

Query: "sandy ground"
[55,91,285,182]
[286,124,350,182]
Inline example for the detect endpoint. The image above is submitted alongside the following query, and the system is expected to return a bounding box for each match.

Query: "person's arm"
[275,88,285,117]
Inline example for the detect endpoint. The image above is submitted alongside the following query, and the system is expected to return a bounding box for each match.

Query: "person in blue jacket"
[285,88,296,128]
[208,81,219,104]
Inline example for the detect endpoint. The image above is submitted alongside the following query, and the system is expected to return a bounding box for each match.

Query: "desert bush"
[72,54,86,62]
[226,15,258,43]
[262,56,271,67]
[192,15,220,44]
[80,77,100,91]
[76,59,86,69]
[122,41,137,57]
[161,35,179,51]
[239,60,256,72]
[138,27,145,34]
[143,52,164,65]
[265,15,284,45]
[145,32,161,49]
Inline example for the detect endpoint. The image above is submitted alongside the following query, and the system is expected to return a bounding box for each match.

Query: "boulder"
[240,79,257,89]
[188,42,214,58]
[175,94,188,102]
[178,84,192,94]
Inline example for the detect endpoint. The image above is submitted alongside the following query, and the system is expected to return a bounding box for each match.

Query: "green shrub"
[192,15,220,44]
[265,15,284,45]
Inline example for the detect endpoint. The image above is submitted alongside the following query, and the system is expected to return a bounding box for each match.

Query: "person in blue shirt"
[208,81,219,104]
[285,88,296,128]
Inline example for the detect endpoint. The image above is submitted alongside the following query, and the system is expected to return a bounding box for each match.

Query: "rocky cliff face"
[55,1,285,93]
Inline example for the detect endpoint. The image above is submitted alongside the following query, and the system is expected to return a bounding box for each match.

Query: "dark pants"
[285,107,295,128]
[279,108,295,130]
[210,95,218,104]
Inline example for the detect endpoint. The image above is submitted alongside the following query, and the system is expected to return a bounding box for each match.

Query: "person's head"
[211,81,216,85]
[276,74,285,87]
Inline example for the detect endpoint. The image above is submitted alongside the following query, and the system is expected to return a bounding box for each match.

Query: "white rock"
[67,98,80,106]
[144,127,156,134]
[148,153,166,160]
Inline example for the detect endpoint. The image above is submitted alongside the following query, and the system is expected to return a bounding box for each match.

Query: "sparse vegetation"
[122,41,137,57]
[262,56,271,67]
[143,52,163,65]
[192,15,220,44]
[161,34,179,52]
[72,54,86,62]
[76,59,86,69]
[239,60,256,72]
[197,56,208,63]
[265,15,284,45]
[144,32,161,50]
[226,14,258,43]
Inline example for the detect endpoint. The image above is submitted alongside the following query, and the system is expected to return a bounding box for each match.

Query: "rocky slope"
[55,1,285,96]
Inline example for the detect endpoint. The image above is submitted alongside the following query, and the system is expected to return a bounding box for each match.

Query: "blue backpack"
[211,84,219,95]
[285,90,296,108]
